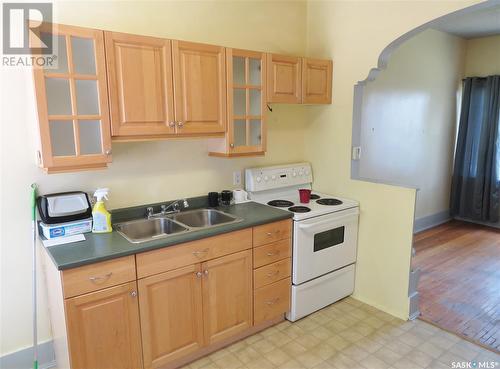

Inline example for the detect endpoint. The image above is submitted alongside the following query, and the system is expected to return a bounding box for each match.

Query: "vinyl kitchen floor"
[413,221,500,353]
[182,297,500,369]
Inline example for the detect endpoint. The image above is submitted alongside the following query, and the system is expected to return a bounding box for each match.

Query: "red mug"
[299,189,311,203]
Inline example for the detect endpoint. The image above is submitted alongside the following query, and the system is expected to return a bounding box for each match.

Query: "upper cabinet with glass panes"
[209,49,267,157]
[33,24,111,173]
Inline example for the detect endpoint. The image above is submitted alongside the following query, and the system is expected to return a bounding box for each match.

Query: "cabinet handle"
[192,248,209,257]
[267,270,280,278]
[204,270,209,276]
[195,271,202,278]
[230,143,235,148]
[266,230,281,236]
[266,251,280,257]
[177,121,184,128]
[130,291,137,297]
[105,149,112,156]
[265,298,280,305]
[168,121,176,128]
[89,272,112,283]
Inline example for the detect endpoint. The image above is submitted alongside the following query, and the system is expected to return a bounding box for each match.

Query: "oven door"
[292,207,359,285]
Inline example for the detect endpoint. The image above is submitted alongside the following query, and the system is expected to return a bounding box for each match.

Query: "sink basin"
[168,209,241,228]
[115,217,188,243]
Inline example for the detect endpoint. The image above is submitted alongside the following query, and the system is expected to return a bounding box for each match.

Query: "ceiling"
[432,4,500,39]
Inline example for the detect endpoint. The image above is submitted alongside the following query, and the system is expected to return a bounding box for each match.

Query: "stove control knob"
[264,176,269,181]
[305,169,310,175]
[256,176,262,183]
[271,175,276,180]
[299,170,304,176]
[292,171,297,177]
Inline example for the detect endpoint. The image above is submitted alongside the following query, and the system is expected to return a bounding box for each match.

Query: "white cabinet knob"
[256,176,262,183]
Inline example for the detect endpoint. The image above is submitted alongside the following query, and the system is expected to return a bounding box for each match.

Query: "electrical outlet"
[352,146,361,160]
[233,171,242,186]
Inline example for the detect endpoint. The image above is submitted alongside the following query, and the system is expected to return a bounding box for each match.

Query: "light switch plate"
[233,171,242,186]
[352,146,361,160]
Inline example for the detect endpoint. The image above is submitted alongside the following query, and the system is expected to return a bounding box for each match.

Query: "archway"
[351,0,500,353]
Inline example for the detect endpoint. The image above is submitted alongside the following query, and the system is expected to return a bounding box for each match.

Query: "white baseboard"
[0,340,55,369]
[414,210,451,233]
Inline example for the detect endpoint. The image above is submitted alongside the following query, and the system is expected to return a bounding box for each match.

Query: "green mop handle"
[31,184,38,369]
[31,184,37,221]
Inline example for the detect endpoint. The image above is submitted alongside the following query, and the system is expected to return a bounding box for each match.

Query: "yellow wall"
[358,29,465,221]
[1,0,308,355]
[0,0,482,356]
[464,34,500,77]
[304,0,479,319]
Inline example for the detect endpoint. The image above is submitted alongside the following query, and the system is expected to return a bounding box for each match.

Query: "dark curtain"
[450,76,500,223]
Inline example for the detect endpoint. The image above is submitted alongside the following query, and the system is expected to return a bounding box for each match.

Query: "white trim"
[414,211,451,233]
[0,340,55,369]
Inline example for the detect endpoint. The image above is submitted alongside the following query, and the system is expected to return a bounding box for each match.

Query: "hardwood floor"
[413,220,500,353]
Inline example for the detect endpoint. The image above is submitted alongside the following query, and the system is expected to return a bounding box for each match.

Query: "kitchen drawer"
[253,219,292,247]
[61,256,136,299]
[254,258,291,289]
[253,238,291,268]
[254,277,291,324]
[137,228,252,278]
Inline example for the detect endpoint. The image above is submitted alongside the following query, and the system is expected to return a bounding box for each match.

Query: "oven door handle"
[297,214,357,233]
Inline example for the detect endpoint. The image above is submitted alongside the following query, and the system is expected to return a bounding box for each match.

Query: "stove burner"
[268,200,294,207]
[288,206,311,213]
[317,198,343,206]
[310,194,321,200]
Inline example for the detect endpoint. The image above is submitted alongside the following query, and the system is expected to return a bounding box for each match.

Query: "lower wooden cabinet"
[202,250,253,345]
[138,264,204,369]
[65,282,143,369]
[44,221,292,369]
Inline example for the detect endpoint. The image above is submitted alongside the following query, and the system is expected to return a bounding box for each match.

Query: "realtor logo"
[2,3,57,67]
[3,2,53,54]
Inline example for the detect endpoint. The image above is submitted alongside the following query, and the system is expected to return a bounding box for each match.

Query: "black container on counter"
[220,190,233,206]
[208,192,219,207]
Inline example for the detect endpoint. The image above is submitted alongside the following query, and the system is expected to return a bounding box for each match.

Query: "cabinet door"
[172,40,226,134]
[65,282,143,369]
[266,54,301,103]
[138,264,204,369]
[227,49,267,155]
[302,58,332,104]
[33,24,112,173]
[201,250,252,345]
[105,32,175,137]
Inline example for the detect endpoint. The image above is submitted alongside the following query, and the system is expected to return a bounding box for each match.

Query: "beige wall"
[0,0,482,356]
[1,0,308,355]
[358,29,465,221]
[464,34,500,77]
[304,0,478,320]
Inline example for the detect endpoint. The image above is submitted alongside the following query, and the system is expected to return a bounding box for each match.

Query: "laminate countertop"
[42,201,292,270]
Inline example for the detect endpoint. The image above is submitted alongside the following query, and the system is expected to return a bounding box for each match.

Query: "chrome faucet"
[161,199,189,214]
[146,199,189,219]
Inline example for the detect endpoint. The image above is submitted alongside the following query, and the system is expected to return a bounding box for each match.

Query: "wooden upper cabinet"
[105,32,175,138]
[209,48,267,157]
[302,58,333,104]
[65,282,143,369]
[33,24,112,173]
[139,264,204,369]
[266,54,302,104]
[202,250,253,345]
[172,40,226,134]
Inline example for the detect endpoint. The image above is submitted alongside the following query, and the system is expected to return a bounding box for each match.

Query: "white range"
[245,162,359,321]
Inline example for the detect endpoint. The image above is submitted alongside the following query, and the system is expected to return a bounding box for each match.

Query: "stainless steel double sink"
[115,208,242,243]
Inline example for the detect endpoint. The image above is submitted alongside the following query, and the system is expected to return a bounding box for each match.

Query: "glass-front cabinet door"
[33,24,111,173]
[211,49,266,156]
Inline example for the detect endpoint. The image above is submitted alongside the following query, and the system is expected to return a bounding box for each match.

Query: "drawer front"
[254,258,291,289]
[61,256,136,298]
[137,228,252,278]
[253,219,292,247]
[253,238,291,268]
[254,277,291,324]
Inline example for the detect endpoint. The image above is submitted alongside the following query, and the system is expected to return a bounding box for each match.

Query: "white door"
[293,207,359,284]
